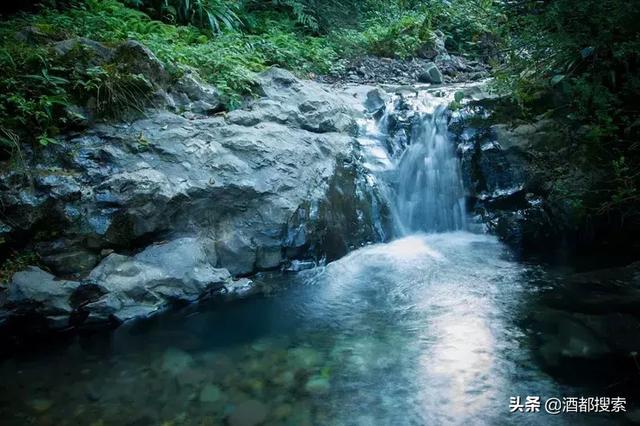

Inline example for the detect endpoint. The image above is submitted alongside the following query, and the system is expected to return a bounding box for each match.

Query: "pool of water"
[0,232,635,425]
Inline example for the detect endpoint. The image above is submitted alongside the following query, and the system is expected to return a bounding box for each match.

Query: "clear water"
[0,233,632,425]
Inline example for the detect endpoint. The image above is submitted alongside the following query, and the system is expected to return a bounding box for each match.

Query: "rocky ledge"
[0,62,392,332]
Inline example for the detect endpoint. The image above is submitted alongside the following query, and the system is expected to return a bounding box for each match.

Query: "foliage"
[0,0,507,154]
[362,12,432,59]
[495,0,640,226]
[0,251,40,284]
[125,0,242,34]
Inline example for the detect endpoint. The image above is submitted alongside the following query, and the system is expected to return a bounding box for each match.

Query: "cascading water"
[395,104,466,233]
[358,88,467,236]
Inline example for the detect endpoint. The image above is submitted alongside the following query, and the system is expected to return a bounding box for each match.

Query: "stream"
[0,87,635,425]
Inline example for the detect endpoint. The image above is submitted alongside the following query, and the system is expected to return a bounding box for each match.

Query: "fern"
[271,0,318,31]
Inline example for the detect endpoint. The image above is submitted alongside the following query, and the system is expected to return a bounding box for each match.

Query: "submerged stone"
[287,347,322,370]
[199,384,223,403]
[304,376,331,395]
[161,348,193,376]
[228,399,268,426]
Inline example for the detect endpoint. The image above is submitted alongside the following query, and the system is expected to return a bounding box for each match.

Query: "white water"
[358,89,467,235]
[396,103,466,233]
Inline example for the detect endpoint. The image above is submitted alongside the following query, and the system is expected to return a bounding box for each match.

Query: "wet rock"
[0,67,394,330]
[2,267,80,330]
[364,88,388,113]
[83,237,231,322]
[228,399,268,426]
[1,67,388,280]
[37,240,98,276]
[418,62,443,84]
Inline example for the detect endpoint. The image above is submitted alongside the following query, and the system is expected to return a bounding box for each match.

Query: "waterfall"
[395,104,466,233]
[358,89,467,237]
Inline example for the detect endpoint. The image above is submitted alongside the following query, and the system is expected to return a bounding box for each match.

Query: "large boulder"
[0,66,390,330]
[79,237,232,324]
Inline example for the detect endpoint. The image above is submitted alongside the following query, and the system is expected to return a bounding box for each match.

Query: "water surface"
[0,232,632,425]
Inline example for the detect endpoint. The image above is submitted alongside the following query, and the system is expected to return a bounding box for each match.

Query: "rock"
[37,239,98,276]
[2,267,80,329]
[304,376,330,395]
[418,62,443,84]
[113,40,169,86]
[161,347,194,376]
[53,37,114,64]
[0,68,393,330]
[15,26,49,44]
[228,399,269,426]
[199,384,223,403]
[364,88,388,113]
[417,31,448,60]
[170,70,223,115]
[223,278,255,299]
[83,238,231,323]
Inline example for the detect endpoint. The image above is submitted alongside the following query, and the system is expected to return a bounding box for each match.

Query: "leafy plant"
[128,0,243,33]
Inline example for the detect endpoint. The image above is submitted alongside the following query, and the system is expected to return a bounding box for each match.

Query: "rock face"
[0,65,392,332]
[450,99,571,251]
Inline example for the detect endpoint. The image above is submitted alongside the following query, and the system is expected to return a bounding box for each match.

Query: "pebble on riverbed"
[227,399,269,426]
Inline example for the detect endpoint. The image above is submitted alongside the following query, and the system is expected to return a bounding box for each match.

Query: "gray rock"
[84,237,231,322]
[14,26,49,44]
[171,70,223,114]
[0,68,393,329]
[417,31,448,60]
[1,67,388,277]
[3,266,80,329]
[113,40,169,86]
[418,62,443,84]
[40,248,98,276]
[364,88,388,113]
